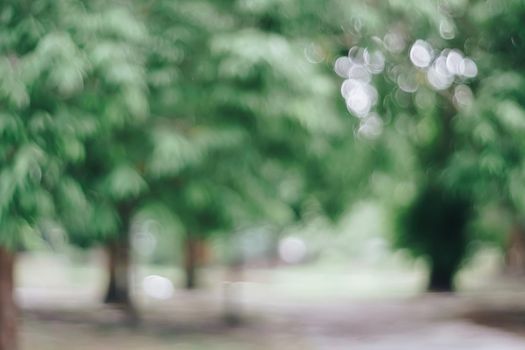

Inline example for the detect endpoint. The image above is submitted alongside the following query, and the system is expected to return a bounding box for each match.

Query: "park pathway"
[19,283,525,349]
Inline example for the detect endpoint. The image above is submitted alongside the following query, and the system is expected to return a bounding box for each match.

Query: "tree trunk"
[505,223,525,275]
[104,233,132,305]
[103,205,138,324]
[184,236,198,289]
[0,246,17,350]
[427,264,454,292]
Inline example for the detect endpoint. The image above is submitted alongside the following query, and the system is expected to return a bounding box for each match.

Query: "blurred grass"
[17,246,504,304]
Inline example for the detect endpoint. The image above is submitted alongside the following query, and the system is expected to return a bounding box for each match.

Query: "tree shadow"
[463,308,525,337]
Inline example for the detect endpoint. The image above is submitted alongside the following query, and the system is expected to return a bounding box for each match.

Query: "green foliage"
[102,165,148,201]
[3,0,524,276]
[138,0,355,244]
[328,0,502,281]
[447,0,525,228]
[0,0,148,249]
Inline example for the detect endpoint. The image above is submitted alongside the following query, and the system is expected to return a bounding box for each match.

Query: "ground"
[16,251,525,349]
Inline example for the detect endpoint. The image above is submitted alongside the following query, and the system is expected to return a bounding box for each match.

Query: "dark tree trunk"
[104,233,132,305]
[505,223,525,275]
[428,264,454,292]
[0,246,17,350]
[184,236,198,290]
[103,204,138,324]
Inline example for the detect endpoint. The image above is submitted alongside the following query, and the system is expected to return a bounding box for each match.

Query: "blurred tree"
[330,0,484,291]
[447,0,525,273]
[139,0,245,289]
[0,0,148,342]
[140,0,355,290]
[55,3,149,318]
